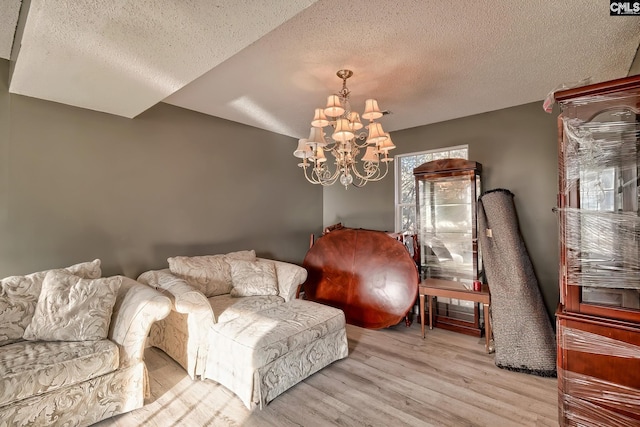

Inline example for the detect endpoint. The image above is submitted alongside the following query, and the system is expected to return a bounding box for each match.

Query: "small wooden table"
[419,278,492,353]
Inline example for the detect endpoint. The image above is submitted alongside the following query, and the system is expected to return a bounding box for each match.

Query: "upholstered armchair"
[0,268,172,427]
[138,256,307,379]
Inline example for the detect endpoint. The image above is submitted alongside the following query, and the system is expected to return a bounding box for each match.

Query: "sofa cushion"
[209,294,284,324]
[168,255,233,297]
[226,250,257,261]
[229,260,278,297]
[23,271,122,342]
[211,300,347,355]
[0,339,119,407]
[0,259,102,346]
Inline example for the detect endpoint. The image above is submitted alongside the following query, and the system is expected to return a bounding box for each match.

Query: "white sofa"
[138,251,349,409]
[0,260,171,427]
[137,251,308,380]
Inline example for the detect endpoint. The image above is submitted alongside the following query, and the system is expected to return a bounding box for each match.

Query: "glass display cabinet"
[555,75,640,426]
[414,159,482,336]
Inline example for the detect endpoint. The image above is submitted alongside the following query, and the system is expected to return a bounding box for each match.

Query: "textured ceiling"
[7,0,316,118]
[0,0,21,59]
[2,1,640,138]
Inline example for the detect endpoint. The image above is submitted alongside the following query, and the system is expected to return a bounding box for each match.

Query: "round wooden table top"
[302,228,419,329]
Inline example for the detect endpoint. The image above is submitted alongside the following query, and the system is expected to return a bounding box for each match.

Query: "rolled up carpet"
[477,189,556,377]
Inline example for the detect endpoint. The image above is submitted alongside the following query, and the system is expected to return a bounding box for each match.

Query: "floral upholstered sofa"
[137,250,308,380]
[0,259,171,427]
[138,250,349,409]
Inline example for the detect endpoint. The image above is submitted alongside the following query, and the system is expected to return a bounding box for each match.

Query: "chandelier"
[293,69,395,188]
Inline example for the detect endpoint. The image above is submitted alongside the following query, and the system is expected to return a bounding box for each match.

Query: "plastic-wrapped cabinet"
[555,75,640,426]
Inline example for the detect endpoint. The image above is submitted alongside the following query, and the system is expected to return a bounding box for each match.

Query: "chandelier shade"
[324,95,345,117]
[366,122,387,145]
[362,146,380,163]
[378,133,396,152]
[312,146,327,162]
[311,108,330,128]
[379,133,395,163]
[293,139,313,159]
[307,127,327,146]
[332,118,355,142]
[362,99,383,120]
[348,111,363,130]
[294,69,396,188]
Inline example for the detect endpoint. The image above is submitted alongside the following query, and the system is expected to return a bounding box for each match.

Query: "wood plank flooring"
[96,322,558,427]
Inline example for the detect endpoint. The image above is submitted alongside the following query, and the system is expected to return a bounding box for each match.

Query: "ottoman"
[203,299,349,409]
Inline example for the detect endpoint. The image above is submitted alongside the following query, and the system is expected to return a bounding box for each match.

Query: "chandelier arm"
[304,163,329,185]
[304,160,342,186]
[324,140,338,150]
[352,178,367,188]
[374,161,391,181]
[348,145,380,181]
[351,163,388,187]
[353,138,369,149]
[350,163,376,181]
[302,165,322,185]
[350,159,391,182]
[328,159,344,179]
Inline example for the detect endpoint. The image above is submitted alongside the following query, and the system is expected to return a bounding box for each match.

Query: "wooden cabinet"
[555,75,640,426]
[414,159,483,336]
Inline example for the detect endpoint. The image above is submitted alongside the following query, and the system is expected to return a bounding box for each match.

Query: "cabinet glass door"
[418,175,475,285]
[560,100,640,318]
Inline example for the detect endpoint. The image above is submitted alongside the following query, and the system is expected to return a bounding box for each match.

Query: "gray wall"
[324,102,560,317]
[0,59,322,278]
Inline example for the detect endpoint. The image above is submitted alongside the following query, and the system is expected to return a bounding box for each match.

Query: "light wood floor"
[96,322,558,427]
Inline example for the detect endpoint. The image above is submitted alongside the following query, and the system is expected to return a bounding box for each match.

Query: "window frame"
[394,145,469,232]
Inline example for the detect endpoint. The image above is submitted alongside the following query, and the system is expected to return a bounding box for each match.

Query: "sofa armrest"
[108,276,171,367]
[258,258,308,302]
[137,269,212,315]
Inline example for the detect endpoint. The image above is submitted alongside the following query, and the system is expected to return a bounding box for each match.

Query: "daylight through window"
[394,145,468,232]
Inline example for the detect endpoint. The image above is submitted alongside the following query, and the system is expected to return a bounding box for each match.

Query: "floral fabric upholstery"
[168,255,233,297]
[225,250,257,261]
[229,260,279,297]
[23,271,122,342]
[0,362,145,427]
[205,299,349,409]
[0,259,101,346]
[209,294,284,324]
[109,277,172,368]
[269,259,308,302]
[138,257,308,380]
[0,273,172,427]
[138,269,214,378]
[147,310,192,372]
[0,340,119,407]
[167,251,259,298]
